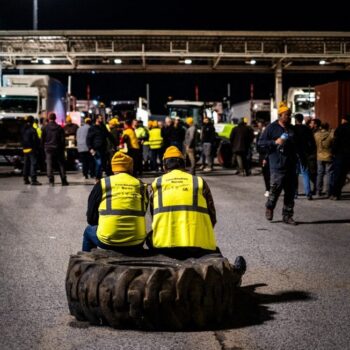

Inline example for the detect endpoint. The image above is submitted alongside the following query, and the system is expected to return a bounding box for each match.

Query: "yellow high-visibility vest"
[122,128,140,149]
[151,169,216,250]
[97,173,148,246]
[148,128,163,149]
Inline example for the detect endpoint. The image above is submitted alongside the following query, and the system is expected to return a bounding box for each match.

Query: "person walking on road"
[258,103,298,225]
[82,151,148,252]
[41,113,69,186]
[77,117,95,179]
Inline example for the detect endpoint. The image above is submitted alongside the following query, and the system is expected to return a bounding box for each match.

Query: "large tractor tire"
[66,250,243,330]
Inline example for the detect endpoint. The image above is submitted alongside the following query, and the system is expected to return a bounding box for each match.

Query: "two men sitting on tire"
[82,147,246,275]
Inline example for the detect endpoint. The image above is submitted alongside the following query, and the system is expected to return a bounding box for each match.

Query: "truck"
[287,87,315,119]
[110,97,149,125]
[230,99,271,125]
[315,80,350,129]
[0,75,66,160]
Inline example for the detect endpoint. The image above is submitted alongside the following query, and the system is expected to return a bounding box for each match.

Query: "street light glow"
[114,58,122,64]
[184,59,192,65]
[42,58,51,64]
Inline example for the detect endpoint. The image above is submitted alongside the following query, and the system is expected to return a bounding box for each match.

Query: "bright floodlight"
[114,58,122,64]
[319,60,327,65]
[42,58,51,64]
[250,59,256,65]
[184,59,192,65]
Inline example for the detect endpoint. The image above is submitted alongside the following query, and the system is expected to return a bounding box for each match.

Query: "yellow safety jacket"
[122,128,140,149]
[151,169,216,250]
[148,128,163,149]
[97,173,148,246]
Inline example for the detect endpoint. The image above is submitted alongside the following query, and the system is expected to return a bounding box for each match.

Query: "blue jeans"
[317,160,334,195]
[94,150,106,180]
[82,225,144,253]
[296,160,311,196]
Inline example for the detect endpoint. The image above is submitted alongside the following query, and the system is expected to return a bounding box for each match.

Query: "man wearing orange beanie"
[82,151,148,252]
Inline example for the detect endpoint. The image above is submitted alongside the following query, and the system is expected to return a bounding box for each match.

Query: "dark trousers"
[262,160,270,192]
[79,151,95,178]
[23,152,38,182]
[317,160,334,195]
[186,147,196,175]
[332,154,350,197]
[266,169,296,218]
[82,225,144,253]
[234,151,250,175]
[150,148,162,171]
[45,149,66,182]
[94,150,107,180]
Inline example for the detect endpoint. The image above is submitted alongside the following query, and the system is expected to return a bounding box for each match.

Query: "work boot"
[283,216,297,225]
[31,180,42,186]
[234,256,247,275]
[24,177,30,185]
[49,177,55,187]
[61,177,69,186]
[265,208,273,221]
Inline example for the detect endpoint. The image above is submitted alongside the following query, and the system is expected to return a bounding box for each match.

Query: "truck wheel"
[66,250,243,330]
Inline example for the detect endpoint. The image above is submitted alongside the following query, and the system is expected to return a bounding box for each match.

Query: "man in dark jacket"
[258,103,298,225]
[330,114,350,199]
[200,116,216,171]
[21,116,41,185]
[86,115,113,181]
[294,113,317,200]
[41,113,68,186]
[230,119,254,176]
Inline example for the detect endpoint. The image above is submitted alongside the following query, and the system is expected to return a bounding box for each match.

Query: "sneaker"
[265,208,273,221]
[264,191,269,198]
[283,216,297,225]
[203,167,212,172]
[307,194,313,200]
[62,180,69,186]
[233,256,247,275]
[24,178,30,185]
[31,181,42,186]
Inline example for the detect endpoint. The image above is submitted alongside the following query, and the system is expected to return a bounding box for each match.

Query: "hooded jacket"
[314,129,334,162]
[41,121,65,152]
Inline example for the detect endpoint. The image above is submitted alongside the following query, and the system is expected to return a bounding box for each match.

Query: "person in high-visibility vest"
[149,145,216,257]
[82,151,148,252]
[149,146,247,275]
[149,120,163,171]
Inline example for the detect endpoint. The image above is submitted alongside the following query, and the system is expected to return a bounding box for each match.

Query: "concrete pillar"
[274,61,283,107]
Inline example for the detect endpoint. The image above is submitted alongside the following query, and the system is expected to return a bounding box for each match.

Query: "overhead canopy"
[1,30,350,73]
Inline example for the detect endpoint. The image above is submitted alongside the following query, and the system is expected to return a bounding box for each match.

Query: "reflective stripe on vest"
[99,176,146,216]
[154,176,208,215]
[97,173,147,246]
[151,170,216,250]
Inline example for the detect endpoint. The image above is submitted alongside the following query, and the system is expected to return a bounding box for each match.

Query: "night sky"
[1,0,349,113]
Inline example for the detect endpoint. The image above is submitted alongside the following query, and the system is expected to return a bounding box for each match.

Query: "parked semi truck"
[0,75,66,159]
[110,97,149,125]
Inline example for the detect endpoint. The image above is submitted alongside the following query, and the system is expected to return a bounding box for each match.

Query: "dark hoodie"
[42,121,65,151]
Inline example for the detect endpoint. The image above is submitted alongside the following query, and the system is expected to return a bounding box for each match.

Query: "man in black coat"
[230,119,254,176]
[21,116,41,185]
[330,114,350,199]
[42,113,68,186]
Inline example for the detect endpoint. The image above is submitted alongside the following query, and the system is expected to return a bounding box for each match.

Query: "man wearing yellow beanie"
[149,146,218,257]
[82,151,148,252]
[258,102,299,225]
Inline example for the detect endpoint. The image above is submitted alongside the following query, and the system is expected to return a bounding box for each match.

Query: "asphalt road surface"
[1,168,349,350]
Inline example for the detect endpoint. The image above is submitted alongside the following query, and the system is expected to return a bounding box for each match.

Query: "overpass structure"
[1,30,350,101]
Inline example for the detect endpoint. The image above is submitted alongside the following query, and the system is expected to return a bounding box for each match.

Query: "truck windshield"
[168,106,203,126]
[294,94,315,115]
[0,95,38,113]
